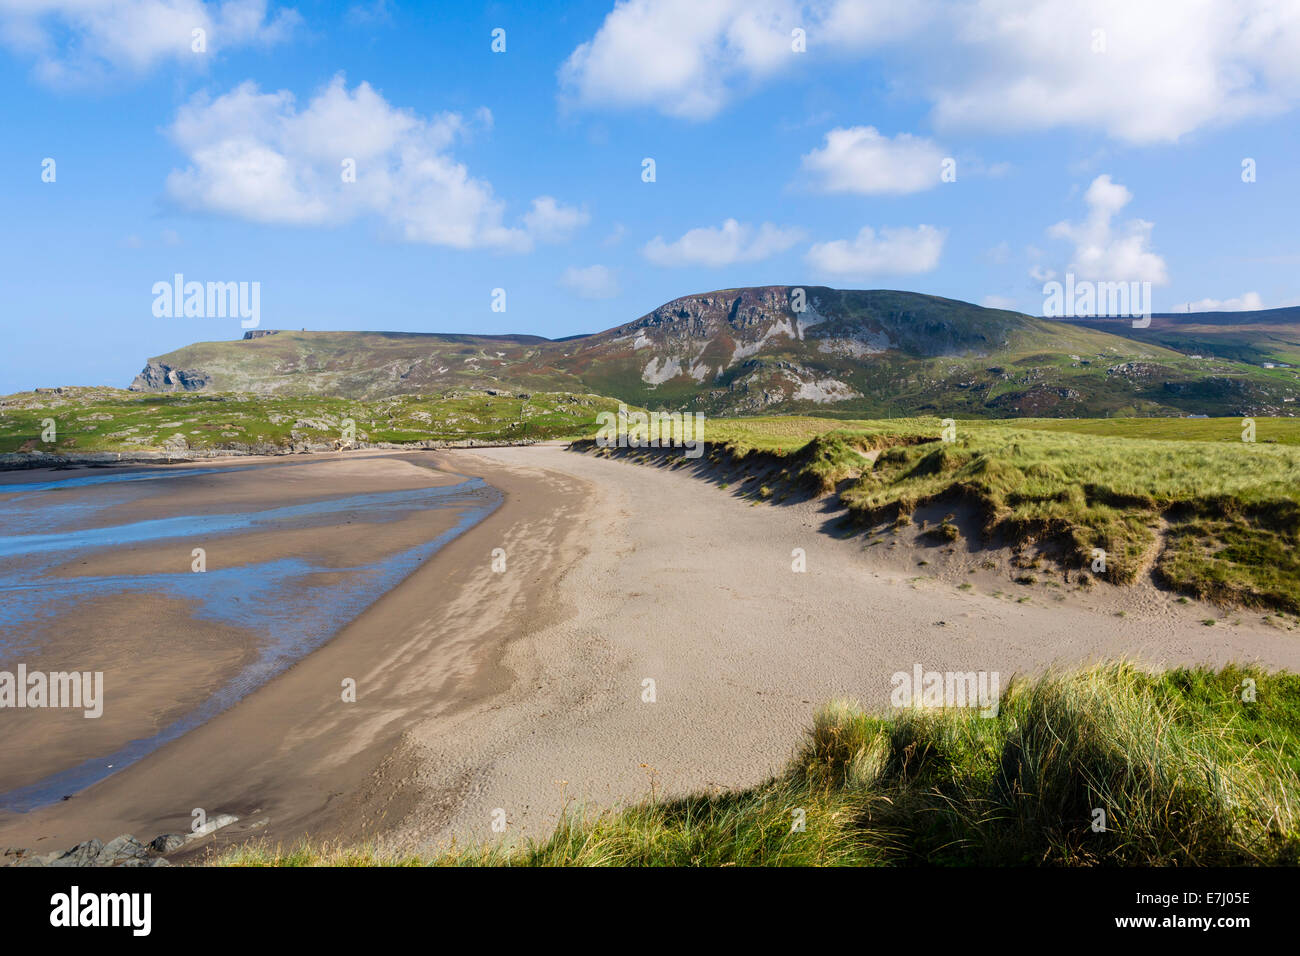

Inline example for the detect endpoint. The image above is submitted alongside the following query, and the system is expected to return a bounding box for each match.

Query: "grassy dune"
[696,415,1300,612]
[215,665,1300,867]
[707,413,1300,449]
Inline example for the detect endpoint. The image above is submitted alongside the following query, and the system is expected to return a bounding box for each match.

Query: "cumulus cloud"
[985,241,1012,265]
[164,75,579,251]
[560,0,1300,142]
[643,219,805,267]
[559,265,621,299]
[522,197,590,243]
[0,0,299,85]
[345,0,392,26]
[560,0,805,121]
[799,126,946,195]
[928,0,1300,143]
[1046,175,1168,284]
[1173,292,1266,312]
[560,0,929,120]
[602,223,627,246]
[805,224,945,279]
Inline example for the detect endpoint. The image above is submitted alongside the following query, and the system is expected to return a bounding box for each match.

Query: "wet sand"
[0,452,504,831]
[2,444,1298,859]
[0,449,584,853]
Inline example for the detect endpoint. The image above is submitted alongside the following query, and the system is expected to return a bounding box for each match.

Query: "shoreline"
[0,439,543,474]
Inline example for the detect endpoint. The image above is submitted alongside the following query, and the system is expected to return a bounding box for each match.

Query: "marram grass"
[679,418,1300,611]
[214,664,1300,867]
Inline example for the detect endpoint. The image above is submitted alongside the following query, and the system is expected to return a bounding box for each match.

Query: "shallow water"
[0,460,500,811]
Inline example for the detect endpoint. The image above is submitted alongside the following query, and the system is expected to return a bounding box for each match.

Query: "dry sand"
[2,444,1298,859]
[379,444,1300,853]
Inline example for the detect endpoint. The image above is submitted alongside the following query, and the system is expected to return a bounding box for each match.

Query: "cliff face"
[562,286,1040,413]
[130,362,213,392]
[124,287,1300,417]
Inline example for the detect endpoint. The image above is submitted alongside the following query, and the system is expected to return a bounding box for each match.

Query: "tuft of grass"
[924,515,962,543]
[213,665,1300,867]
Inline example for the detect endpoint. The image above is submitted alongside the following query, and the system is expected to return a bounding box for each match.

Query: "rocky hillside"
[131,287,1300,418]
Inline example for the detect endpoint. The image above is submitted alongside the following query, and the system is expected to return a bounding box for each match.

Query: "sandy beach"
[2,443,1298,858]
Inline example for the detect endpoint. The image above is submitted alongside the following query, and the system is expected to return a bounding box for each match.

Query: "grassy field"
[0,387,626,454]
[707,414,1300,449]
[214,664,1300,867]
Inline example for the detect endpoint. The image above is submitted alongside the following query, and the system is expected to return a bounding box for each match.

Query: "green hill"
[1062,306,1300,367]
[129,287,1300,418]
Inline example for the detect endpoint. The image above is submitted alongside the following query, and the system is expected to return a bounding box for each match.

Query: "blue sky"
[2,0,1299,394]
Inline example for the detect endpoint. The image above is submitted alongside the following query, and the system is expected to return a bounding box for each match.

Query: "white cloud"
[560,265,621,300]
[345,0,392,26]
[602,223,626,246]
[799,126,946,195]
[522,197,590,243]
[559,0,806,121]
[560,0,1300,143]
[643,219,805,267]
[985,241,1012,265]
[0,0,299,85]
[164,76,574,251]
[1047,174,1168,284]
[559,0,929,121]
[982,294,1020,311]
[929,0,1300,143]
[806,224,945,278]
[1173,292,1266,312]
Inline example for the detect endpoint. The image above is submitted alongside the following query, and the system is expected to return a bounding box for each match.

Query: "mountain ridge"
[1064,305,1300,368]
[131,286,1300,418]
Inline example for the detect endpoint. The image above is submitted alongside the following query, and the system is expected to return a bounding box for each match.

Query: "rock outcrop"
[3,815,244,867]
[5,835,168,868]
[130,362,213,392]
